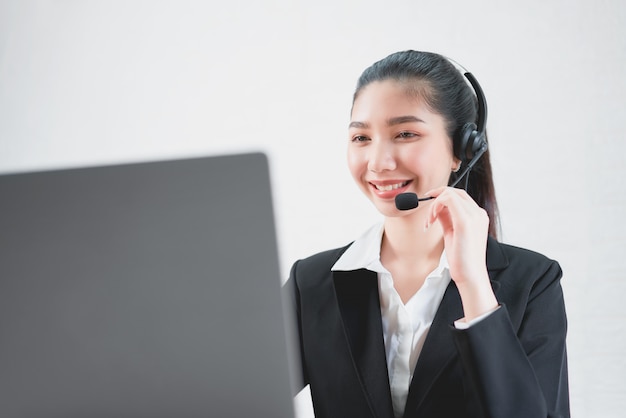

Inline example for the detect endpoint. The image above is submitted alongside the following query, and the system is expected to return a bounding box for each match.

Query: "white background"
[1,1,625,417]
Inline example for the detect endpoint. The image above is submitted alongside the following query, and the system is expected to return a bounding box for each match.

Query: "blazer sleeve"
[282,262,309,394]
[451,259,569,418]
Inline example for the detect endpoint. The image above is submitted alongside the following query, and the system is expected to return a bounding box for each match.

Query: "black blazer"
[285,237,569,418]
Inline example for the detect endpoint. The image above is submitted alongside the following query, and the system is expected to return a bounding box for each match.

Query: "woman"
[286,50,569,418]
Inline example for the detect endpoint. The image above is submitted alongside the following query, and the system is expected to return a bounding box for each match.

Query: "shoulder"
[285,244,356,310]
[289,243,353,285]
[488,237,561,274]
[487,237,564,299]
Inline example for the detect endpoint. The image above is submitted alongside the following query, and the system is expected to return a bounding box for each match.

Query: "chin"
[373,201,411,218]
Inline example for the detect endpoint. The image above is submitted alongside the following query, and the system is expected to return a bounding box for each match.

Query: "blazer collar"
[333,268,395,418]
[403,280,463,415]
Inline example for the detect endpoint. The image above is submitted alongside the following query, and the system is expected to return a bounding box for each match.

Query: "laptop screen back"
[0,152,295,418]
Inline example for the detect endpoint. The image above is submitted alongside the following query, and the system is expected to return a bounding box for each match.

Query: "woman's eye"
[352,135,369,143]
[398,131,417,139]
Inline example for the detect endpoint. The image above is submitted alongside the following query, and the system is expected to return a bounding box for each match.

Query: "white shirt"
[331,223,496,418]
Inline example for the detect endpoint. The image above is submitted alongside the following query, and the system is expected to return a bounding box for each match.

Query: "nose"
[368,140,396,173]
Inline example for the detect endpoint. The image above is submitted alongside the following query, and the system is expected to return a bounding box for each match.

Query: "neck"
[381,209,444,265]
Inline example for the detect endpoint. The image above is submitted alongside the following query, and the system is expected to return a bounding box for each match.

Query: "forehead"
[350,80,436,122]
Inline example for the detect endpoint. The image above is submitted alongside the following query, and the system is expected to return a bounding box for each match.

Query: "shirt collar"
[331,223,384,272]
[331,222,450,275]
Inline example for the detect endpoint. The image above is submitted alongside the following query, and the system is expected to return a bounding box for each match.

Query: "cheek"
[406,141,454,170]
[346,147,365,180]
[400,144,431,172]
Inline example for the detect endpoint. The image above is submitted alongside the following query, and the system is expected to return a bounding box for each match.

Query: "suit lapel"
[403,280,464,414]
[333,269,395,418]
[404,237,508,414]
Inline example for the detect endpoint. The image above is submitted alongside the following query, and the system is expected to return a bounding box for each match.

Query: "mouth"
[369,180,412,197]
[373,181,410,191]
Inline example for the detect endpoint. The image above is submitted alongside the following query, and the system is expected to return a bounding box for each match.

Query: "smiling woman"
[285,50,569,418]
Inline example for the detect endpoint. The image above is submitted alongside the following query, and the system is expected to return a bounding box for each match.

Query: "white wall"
[1,1,625,416]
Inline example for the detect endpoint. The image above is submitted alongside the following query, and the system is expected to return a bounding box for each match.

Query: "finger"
[426,189,477,230]
[423,186,447,198]
[426,193,458,230]
[425,186,473,203]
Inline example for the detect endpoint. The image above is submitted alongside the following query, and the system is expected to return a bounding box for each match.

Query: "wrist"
[455,276,498,322]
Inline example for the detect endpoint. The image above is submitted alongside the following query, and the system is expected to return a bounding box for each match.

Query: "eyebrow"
[348,115,426,129]
[388,115,426,126]
[348,121,369,129]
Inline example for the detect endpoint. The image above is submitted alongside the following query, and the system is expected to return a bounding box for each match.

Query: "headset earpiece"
[455,122,481,162]
[453,72,488,165]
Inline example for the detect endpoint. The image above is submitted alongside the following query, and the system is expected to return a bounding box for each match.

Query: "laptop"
[0,152,296,418]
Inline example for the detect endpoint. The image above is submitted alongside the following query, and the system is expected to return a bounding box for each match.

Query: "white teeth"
[375,181,408,191]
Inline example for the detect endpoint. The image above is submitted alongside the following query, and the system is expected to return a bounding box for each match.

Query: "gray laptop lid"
[0,152,295,418]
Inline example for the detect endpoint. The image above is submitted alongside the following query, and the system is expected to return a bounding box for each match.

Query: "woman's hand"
[424,186,498,322]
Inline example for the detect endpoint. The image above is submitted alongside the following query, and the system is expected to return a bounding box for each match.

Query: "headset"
[395,65,489,211]
[453,71,488,170]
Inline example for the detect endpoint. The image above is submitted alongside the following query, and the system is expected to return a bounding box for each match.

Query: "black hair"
[352,50,500,237]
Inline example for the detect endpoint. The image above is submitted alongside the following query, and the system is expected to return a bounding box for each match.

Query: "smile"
[372,181,410,191]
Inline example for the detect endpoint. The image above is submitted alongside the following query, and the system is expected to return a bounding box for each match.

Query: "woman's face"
[348,80,459,217]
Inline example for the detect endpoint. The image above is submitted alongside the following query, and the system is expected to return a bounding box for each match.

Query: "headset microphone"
[394,69,489,211]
